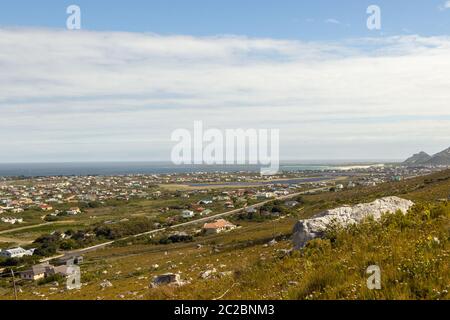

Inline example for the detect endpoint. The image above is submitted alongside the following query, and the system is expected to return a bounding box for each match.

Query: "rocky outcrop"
[292,196,414,249]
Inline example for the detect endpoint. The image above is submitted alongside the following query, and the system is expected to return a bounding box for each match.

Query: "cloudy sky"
[1,0,450,162]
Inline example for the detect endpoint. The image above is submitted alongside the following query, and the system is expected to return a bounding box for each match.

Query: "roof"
[203,219,235,230]
[3,247,27,254]
[22,263,52,276]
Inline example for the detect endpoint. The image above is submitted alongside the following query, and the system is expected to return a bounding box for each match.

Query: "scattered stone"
[268,239,278,246]
[100,280,113,289]
[277,249,291,256]
[151,273,186,287]
[200,268,217,279]
[219,271,233,277]
[152,264,159,270]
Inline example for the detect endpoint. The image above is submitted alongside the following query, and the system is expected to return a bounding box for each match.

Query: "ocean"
[0,161,391,177]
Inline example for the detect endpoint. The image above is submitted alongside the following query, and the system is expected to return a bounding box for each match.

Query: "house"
[152,191,162,197]
[20,262,53,281]
[284,201,299,208]
[20,261,79,281]
[275,190,289,196]
[0,247,34,258]
[1,217,23,224]
[200,209,212,216]
[245,207,257,214]
[181,210,195,218]
[256,192,275,199]
[198,199,213,205]
[194,206,205,213]
[39,204,53,211]
[202,219,236,235]
[67,207,81,215]
[224,201,234,208]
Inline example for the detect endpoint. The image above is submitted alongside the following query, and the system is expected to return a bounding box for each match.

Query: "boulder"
[100,280,113,289]
[293,196,414,249]
[151,273,185,287]
[200,268,217,279]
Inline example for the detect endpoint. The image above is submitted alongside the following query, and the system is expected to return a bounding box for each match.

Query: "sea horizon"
[0,160,402,177]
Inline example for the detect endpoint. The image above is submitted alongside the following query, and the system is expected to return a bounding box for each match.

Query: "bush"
[38,273,64,286]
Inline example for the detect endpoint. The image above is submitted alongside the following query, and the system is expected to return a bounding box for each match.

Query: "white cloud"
[0,28,450,161]
[325,18,341,25]
[439,1,450,10]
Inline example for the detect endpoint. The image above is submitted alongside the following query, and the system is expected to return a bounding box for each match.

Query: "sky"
[1,0,450,162]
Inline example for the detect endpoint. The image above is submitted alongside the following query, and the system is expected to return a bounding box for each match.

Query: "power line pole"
[11,269,18,300]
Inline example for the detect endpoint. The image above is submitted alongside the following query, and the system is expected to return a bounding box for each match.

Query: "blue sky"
[1,1,450,162]
[1,0,449,39]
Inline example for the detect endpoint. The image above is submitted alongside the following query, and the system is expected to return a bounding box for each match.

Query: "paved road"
[58,186,327,260]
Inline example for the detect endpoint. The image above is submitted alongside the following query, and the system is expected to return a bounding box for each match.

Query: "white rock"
[152,273,185,287]
[200,268,217,279]
[293,196,414,249]
[100,280,113,288]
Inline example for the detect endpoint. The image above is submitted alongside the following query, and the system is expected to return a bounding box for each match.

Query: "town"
[0,162,447,297]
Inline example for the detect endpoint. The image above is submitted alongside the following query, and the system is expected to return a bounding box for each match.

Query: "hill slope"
[424,147,450,166]
[403,151,431,165]
[404,147,450,166]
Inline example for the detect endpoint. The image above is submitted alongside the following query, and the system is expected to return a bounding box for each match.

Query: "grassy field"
[0,170,449,300]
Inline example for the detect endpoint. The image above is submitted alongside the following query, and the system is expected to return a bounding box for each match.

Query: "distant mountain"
[403,151,432,165]
[403,147,450,166]
[424,147,450,166]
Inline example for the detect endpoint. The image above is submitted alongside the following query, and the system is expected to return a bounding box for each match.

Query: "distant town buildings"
[0,247,34,258]
[202,219,236,235]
